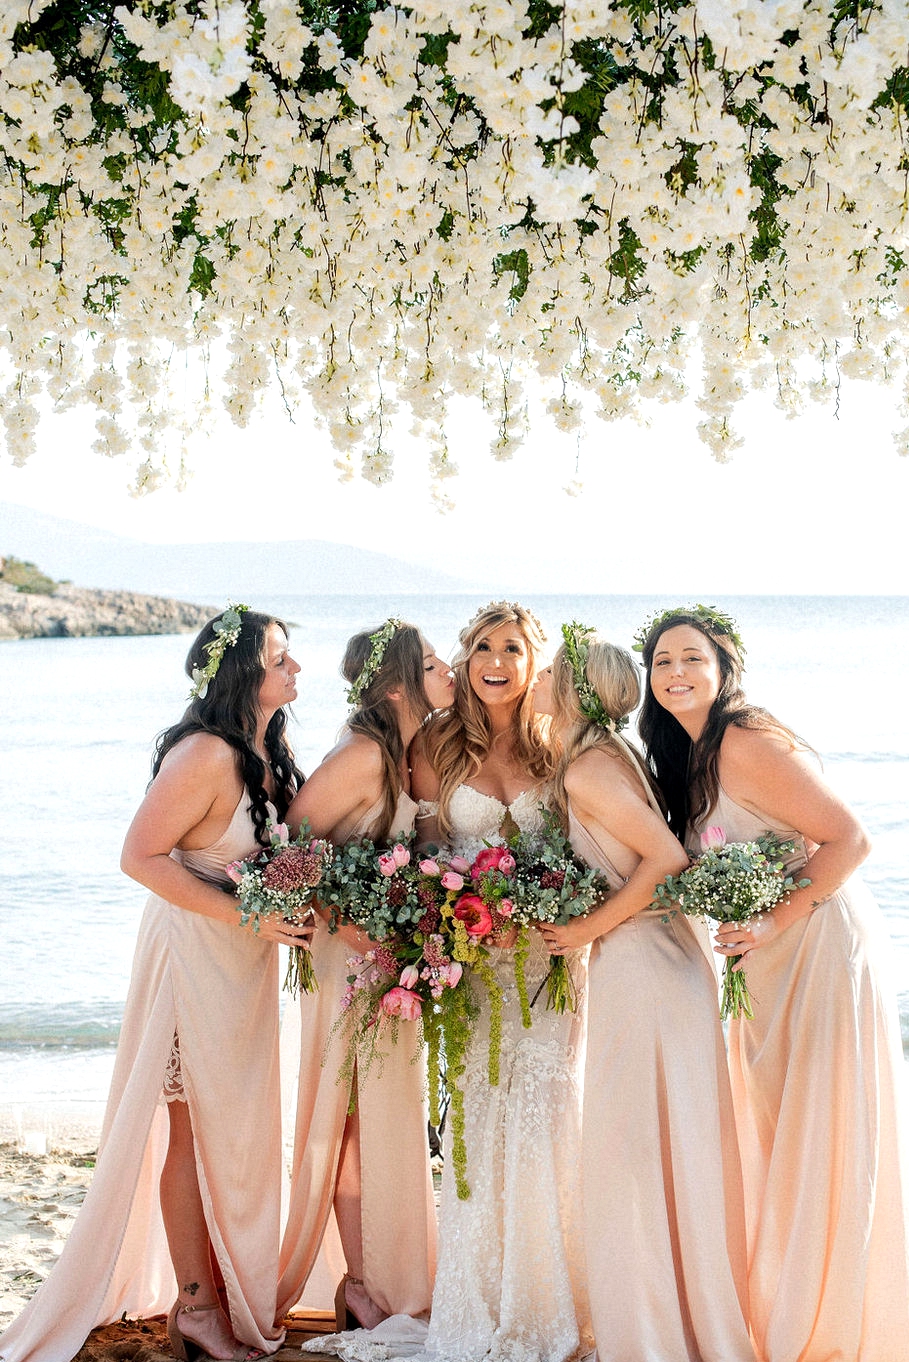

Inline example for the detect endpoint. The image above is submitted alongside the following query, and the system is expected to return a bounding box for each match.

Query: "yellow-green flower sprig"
[514,926,531,1029]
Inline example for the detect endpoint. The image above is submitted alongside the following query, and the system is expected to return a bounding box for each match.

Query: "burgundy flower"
[262,847,323,891]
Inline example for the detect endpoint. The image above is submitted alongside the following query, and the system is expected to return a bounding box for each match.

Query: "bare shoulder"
[721,721,808,778]
[566,746,646,804]
[318,730,385,781]
[157,731,239,785]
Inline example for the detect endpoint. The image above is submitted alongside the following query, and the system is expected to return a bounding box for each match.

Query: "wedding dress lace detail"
[303,784,591,1362]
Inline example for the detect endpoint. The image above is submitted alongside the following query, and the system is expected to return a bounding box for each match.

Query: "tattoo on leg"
[184,1281,200,1296]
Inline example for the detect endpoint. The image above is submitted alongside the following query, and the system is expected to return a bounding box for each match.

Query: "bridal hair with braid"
[342,621,433,844]
[547,634,665,825]
[152,611,304,845]
[637,608,805,840]
[425,601,552,840]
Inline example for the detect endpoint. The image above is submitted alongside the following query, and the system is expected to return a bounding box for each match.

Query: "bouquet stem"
[720,957,754,1020]
[284,945,317,997]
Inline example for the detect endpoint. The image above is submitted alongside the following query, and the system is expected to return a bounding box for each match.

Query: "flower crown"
[467,599,546,640]
[346,617,403,706]
[632,604,746,659]
[561,621,629,733]
[189,603,249,699]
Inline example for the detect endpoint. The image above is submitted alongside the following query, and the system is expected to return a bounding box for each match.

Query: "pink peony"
[380,987,422,1021]
[498,898,514,918]
[399,964,420,989]
[419,858,441,876]
[471,846,508,875]
[454,893,494,937]
[378,853,398,877]
[391,843,411,868]
[701,825,726,851]
[497,851,516,875]
[441,871,464,891]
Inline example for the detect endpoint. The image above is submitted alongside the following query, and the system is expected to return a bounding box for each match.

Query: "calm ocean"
[1,593,907,1138]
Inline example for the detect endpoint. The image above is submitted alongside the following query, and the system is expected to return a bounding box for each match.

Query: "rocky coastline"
[0,582,214,641]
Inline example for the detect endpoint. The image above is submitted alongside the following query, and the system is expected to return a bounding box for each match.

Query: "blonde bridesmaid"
[536,625,754,1362]
[277,621,451,1330]
[638,604,909,1362]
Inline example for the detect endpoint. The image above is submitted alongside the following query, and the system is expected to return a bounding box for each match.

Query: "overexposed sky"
[3,370,908,595]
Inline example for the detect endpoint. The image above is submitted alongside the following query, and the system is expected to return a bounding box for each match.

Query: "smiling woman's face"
[466,621,532,710]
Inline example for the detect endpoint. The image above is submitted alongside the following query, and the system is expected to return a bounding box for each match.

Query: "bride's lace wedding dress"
[304,784,592,1362]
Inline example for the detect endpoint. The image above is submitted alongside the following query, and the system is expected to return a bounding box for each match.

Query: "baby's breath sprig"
[346,617,402,706]
[632,604,746,658]
[561,621,628,733]
[189,602,249,699]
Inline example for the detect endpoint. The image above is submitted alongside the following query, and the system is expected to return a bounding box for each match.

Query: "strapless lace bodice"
[442,783,546,862]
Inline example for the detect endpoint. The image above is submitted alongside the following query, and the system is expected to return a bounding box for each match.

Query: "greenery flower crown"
[346,617,403,706]
[189,603,249,699]
[561,621,629,734]
[632,604,746,659]
[467,599,546,640]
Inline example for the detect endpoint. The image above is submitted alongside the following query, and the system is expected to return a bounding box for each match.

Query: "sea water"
[1,593,907,1138]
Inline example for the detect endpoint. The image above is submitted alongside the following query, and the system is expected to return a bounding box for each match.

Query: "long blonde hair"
[424,602,552,838]
[548,634,663,825]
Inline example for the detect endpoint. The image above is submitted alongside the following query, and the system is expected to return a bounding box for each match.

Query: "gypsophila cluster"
[651,828,810,1018]
[5,4,909,497]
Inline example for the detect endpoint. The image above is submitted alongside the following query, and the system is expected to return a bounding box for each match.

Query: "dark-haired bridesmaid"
[637,605,909,1362]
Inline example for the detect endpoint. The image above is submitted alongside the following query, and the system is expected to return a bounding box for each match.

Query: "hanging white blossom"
[1,0,908,497]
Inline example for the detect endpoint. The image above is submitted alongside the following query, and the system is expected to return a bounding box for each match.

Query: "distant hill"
[0,502,472,597]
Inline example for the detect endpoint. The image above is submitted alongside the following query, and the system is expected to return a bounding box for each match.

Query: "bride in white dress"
[417,601,592,1362]
[305,601,591,1362]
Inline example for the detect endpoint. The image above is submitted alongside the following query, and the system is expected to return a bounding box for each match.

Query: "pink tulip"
[442,961,463,987]
[499,898,514,918]
[225,861,244,884]
[701,825,726,851]
[378,853,398,877]
[399,964,420,989]
[392,843,411,868]
[269,822,289,845]
[419,858,441,876]
[441,871,465,891]
[498,852,516,875]
[449,855,471,874]
[380,987,422,1021]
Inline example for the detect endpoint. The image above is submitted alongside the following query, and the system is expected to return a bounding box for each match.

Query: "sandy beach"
[0,1130,338,1362]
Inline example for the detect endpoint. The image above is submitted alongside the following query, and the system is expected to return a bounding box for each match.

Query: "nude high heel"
[166,1301,264,1362]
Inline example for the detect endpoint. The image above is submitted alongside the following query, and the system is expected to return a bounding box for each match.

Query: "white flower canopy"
[2,0,908,498]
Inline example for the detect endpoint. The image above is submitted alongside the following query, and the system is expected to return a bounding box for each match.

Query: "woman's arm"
[715,724,871,959]
[540,751,689,953]
[120,734,312,946]
[287,734,388,951]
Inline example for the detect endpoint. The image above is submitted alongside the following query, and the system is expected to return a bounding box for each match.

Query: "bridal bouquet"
[650,827,811,1019]
[506,814,609,1014]
[227,819,330,995]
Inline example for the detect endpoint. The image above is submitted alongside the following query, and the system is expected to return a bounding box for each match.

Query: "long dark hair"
[637,609,802,839]
[152,610,303,845]
[342,622,431,843]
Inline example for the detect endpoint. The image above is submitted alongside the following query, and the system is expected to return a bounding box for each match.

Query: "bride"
[305,601,591,1362]
[412,601,591,1362]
